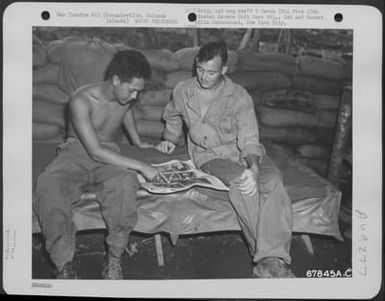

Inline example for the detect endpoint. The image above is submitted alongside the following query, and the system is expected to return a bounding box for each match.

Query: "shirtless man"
[34,50,159,280]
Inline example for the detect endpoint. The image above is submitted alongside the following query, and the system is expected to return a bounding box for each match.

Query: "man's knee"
[125,171,140,189]
[35,171,82,215]
[99,171,140,211]
[35,172,63,207]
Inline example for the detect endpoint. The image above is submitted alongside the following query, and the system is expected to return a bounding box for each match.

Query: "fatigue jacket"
[162,76,266,168]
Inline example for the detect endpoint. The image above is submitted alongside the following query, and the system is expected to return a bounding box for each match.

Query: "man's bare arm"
[123,109,153,148]
[69,97,154,175]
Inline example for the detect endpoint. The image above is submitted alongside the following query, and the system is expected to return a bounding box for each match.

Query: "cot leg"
[301,234,314,256]
[169,233,179,246]
[154,234,164,266]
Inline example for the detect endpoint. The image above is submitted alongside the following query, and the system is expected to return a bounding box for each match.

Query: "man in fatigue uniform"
[157,41,295,278]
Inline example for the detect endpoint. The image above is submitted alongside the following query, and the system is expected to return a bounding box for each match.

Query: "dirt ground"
[32,218,352,280]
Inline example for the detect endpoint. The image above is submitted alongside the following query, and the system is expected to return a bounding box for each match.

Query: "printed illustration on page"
[138,159,229,193]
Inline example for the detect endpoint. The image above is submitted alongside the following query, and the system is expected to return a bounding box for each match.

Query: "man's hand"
[156,141,176,154]
[237,166,258,196]
[140,164,159,181]
[137,141,155,149]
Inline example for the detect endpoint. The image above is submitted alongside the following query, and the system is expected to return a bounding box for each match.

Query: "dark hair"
[196,41,228,65]
[105,50,151,82]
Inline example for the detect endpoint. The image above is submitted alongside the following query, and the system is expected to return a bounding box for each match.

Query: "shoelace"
[57,262,76,278]
[273,259,295,277]
[254,257,295,278]
[104,258,122,279]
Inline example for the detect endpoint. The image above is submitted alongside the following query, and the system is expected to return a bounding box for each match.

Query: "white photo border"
[2,2,382,298]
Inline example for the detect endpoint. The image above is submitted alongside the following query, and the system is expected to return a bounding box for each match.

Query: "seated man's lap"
[198,156,284,200]
[200,158,245,185]
[198,158,244,201]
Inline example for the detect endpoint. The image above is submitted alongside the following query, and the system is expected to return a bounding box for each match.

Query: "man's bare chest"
[90,102,129,130]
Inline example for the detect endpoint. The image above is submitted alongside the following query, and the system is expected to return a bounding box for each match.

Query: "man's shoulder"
[70,83,101,105]
[173,77,196,94]
[224,77,252,105]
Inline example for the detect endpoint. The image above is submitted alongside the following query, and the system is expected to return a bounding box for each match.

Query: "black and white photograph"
[31,25,352,279]
[2,2,382,299]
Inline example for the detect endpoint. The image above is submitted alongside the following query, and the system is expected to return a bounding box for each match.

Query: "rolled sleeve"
[162,88,184,144]
[236,93,266,160]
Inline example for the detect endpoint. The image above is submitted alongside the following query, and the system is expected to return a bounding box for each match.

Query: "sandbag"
[293,75,342,95]
[136,120,164,139]
[259,89,314,112]
[175,47,238,73]
[91,44,166,90]
[247,90,263,106]
[227,51,239,74]
[297,144,330,159]
[257,107,318,128]
[33,100,67,127]
[33,84,70,104]
[257,106,338,129]
[113,43,133,52]
[114,44,179,73]
[317,110,338,129]
[57,37,116,93]
[33,36,47,67]
[237,51,297,75]
[259,89,340,112]
[140,49,180,73]
[228,72,292,90]
[164,70,193,88]
[262,140,297,169]
[298,55,351,81]
[34,135,66,144]
[135,105,164,122]
[46,38,70,63]
[132,107,143,121]
[315,129,335,145]
[260,126,316,145]
[313,94,340,111]
[33,123,62,140]
[33,63,60,84]
[299,158,328,176]
[148,68,166,88]
[138,89,172,106]
[174,47,199,71]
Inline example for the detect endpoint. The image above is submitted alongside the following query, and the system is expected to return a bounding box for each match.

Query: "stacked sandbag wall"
[234,50,351,176]
[33,37,69,143]
[33,36,351,176]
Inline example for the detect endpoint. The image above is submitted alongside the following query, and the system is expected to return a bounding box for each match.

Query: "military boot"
[56,261,77,279]
[102,252,123,280]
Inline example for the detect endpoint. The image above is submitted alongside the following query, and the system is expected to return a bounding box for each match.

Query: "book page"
[138,159,229,193]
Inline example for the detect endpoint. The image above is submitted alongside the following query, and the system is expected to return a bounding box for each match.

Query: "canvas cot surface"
[32,142,342,241]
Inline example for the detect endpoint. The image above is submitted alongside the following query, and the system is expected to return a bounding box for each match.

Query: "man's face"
[196,56,227,90]
[113,76,145,105]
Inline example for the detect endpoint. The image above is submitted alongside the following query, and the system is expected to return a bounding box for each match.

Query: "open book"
[137,159,229,194]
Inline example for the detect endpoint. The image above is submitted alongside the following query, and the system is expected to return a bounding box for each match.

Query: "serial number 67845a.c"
[306,269,352,278]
